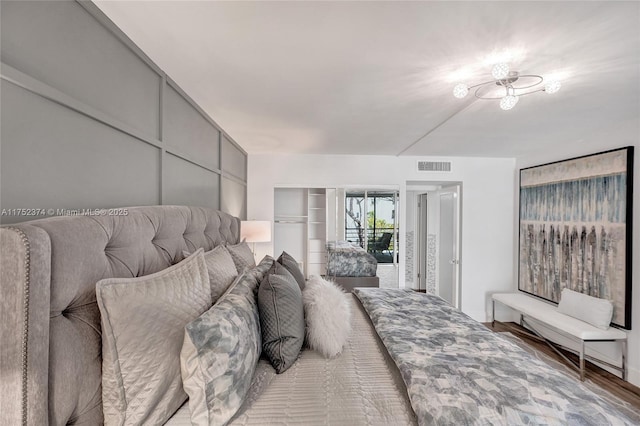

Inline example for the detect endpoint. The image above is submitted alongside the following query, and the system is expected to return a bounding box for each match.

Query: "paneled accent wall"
[0,0,247,224]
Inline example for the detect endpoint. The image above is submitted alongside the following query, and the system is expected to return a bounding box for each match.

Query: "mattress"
[166,295,416,425]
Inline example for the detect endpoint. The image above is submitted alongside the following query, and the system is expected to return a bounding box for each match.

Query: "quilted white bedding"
[166,295,416,425]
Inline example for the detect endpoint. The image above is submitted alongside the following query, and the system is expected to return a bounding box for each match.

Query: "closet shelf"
[274,187,328,279]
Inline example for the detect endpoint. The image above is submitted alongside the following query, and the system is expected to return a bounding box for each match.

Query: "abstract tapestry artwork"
[519,147,633,329]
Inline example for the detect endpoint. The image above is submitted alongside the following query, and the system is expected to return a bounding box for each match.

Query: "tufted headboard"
[0,206,241,425]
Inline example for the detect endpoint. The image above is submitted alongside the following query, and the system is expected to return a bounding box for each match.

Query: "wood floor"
[484,321,640,409]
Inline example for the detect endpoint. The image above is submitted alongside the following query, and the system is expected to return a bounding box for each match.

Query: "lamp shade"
[240,221,271,243]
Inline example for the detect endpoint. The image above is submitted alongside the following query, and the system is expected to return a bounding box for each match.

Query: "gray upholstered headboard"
[0,206,241,425]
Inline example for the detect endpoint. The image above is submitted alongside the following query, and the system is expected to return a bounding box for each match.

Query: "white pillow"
[557,288,613,330]
[302,276,352,358]
[96,249,211,425]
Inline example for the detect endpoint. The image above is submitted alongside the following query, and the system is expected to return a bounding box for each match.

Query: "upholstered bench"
[491,292,627,381]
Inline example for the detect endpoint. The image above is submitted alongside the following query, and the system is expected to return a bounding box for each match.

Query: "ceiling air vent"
[417,161,452,172]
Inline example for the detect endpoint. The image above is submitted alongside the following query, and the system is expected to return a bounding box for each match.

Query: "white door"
[418,193,429,291]
[438,186,461,308]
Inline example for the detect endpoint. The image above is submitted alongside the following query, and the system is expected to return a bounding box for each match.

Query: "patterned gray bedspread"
[326,240,377,277]
[353,288,635,426]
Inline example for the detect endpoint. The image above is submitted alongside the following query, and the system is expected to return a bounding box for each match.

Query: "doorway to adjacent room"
[407,182,461,308]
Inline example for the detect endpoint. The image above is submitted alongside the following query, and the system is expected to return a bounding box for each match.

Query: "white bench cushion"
[558,288,613,330]
[493,293,626,341]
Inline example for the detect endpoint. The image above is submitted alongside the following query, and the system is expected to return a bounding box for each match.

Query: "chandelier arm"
[516,88,546,97]
[474,88,503,100]
[508,75,544,90]
[466,80,497,90]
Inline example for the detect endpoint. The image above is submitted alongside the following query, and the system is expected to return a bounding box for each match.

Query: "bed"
[166,294,416,426]
[1,206,636,425]
[326,240,379,291]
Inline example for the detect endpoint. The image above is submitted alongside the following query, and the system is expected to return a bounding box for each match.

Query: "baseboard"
[627,365,640,387]
[466,309,487,323]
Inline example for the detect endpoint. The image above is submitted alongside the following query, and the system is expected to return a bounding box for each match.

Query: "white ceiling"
[95,1,640,158]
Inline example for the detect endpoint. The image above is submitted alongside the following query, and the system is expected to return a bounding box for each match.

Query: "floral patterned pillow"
[180,271,261,425]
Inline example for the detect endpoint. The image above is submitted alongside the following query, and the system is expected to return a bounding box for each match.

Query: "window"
[345,191,398,263]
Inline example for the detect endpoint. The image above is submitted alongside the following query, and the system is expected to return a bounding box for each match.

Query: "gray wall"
[0,0,247,224]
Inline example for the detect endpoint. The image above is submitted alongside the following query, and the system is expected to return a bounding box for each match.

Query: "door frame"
[437,185,461,309]
[417,193,429,291]
[409,181,462,308]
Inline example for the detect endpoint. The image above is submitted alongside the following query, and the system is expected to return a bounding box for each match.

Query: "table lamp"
[240,220,271,256]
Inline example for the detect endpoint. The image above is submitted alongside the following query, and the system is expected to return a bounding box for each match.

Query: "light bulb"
[491,63,510,80]
[500,95,519,110]
[453,84,469,99]
[544,80,561,94]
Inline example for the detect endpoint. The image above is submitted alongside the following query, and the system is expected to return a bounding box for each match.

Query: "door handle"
[449,259,459,265]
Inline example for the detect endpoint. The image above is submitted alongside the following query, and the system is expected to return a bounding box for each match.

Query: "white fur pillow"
[302,276,352,358]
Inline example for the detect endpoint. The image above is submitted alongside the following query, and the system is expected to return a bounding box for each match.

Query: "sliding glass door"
[345,191,399,264]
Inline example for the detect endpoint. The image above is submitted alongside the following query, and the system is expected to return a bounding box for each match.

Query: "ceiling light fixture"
[452,63,561,110]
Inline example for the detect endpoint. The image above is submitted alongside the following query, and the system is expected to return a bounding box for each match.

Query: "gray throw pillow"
[203,246,238,303]
[180,271,261,426]
[258,262,305,373]
[277,251,306,290]
[226,241,256,272]
[183,246,238,304]
[248,255,275,284]
[96,249,211,425]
